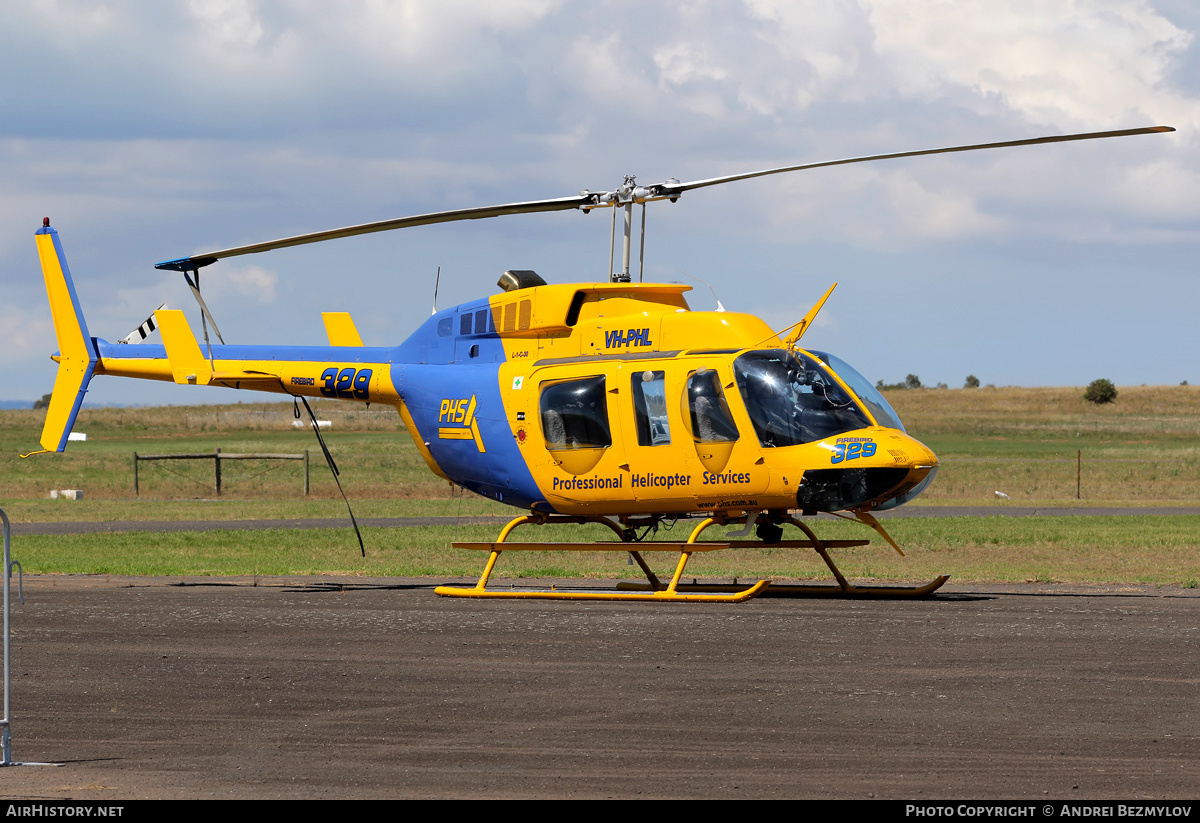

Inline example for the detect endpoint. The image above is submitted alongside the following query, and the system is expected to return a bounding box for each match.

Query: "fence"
[133,448,310,496]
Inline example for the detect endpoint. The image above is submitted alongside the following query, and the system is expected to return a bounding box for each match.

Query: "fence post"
[304,450,310,496]
[1080,451,1089,503]
[132,452,139,496]
[215,448,221,496]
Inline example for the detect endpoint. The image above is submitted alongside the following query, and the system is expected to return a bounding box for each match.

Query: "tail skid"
[27,225,98,455]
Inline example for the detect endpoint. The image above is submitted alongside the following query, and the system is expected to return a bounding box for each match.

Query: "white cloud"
[866,0,1198,129]
[565,31,659,110]
[187,0,264,50]
[654,42,729,88]
[224,264,278,303]
[344,0,561,70]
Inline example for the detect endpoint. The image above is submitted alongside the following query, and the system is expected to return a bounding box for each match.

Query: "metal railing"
[1,508,24,766]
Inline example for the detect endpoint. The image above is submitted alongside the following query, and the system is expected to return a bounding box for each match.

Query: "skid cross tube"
[615,513,949,598]
[436,513,769,602]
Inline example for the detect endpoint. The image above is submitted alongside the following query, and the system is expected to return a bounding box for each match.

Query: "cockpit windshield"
[807,350,906,432]
[733,349,872,447]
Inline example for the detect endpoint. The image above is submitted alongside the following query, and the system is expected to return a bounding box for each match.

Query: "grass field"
[2,387,1198,585]
[888,384,1200,505]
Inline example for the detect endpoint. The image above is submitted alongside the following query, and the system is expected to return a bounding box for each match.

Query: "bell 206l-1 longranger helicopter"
[30,125,1174,602]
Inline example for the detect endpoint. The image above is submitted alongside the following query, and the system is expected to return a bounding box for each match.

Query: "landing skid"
[435,512,949,603]
[436,578,770,603]
[615,577,950,598]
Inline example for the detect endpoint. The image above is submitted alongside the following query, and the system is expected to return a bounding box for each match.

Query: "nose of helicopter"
[794,429,939,513]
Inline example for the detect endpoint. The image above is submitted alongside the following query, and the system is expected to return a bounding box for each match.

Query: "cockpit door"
[680,362,770,499]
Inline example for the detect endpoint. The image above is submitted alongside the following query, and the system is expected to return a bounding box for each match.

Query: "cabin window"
[685,369,739,443]
[518,299,532,331]
[632,370,670,446]
[437,317,452,337]
[475,309,489,335]
[459,313,472,336]
[540,376,612,450]
[503,303,517,332]
[734,349,872,447]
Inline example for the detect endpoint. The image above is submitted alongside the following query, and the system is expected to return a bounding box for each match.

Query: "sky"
[1,0,1197,407]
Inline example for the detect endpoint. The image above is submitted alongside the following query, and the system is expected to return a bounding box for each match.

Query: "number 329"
[831,441,875,464]
[320,367,372,400]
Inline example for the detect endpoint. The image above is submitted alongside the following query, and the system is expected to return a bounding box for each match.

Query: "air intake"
[497,270,546,292]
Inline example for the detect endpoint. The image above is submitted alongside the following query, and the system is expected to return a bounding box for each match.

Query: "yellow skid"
[451,541,732,553]
[441,514,776,602]
[439,512,947,604]
[434,581,769,602]
[616,576,950,598]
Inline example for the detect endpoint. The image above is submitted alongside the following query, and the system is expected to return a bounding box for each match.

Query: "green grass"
[2,497,509,524]
[886,385,1200,506]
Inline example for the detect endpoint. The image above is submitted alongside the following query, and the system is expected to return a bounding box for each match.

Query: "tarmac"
[0,575,1197,799]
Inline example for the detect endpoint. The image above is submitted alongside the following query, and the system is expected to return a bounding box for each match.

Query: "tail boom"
[31,224,401,455]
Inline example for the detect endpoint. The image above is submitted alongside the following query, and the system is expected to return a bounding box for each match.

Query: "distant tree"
[1084,378,1117,404]
[936,382,948,389]
[1182,380,1190,386]
[904,374,922,389]
[32,393,52,410]
[964,374,980,389]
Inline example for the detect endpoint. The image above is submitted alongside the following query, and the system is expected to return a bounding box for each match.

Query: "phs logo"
[438,395,485,452]
[604,328,653,348]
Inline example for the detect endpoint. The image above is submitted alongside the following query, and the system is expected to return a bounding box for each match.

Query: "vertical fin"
[322,312,364,347]
[31,226,98,454]
[155,309,214,385]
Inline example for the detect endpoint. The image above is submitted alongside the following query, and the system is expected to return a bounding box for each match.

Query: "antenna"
[432,266,440,316]
[676,270,726,312]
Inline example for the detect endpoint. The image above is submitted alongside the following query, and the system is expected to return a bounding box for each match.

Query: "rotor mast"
[585,174,679,283]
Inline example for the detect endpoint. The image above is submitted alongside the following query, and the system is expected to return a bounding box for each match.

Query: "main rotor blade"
[157,124,1173,271]
[156,194,592,271]
[661,126,1176,196]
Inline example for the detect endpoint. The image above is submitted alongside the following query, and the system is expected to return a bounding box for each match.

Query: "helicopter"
[29,125,1174,602]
